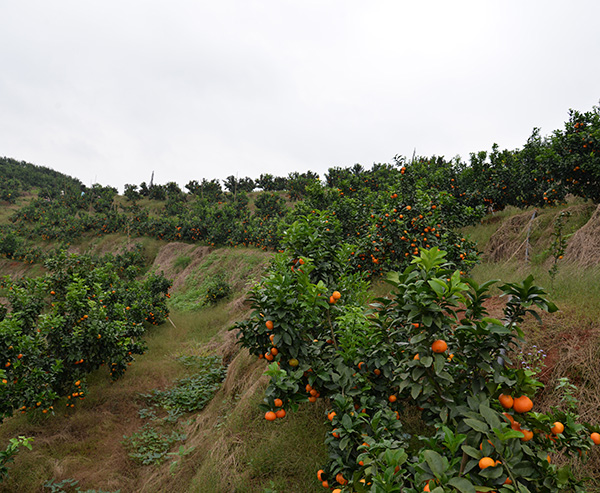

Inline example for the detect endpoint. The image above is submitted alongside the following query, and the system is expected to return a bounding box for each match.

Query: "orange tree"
[0,249,171,421]
[234,215,598,492]
[543,104,600,203]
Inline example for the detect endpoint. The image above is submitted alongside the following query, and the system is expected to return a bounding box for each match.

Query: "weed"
[140,356,226,414]
[43,478,120,493]
[0,436,33,482]
[173,255,191,272]
[122,423,187,465]
[548,210,571,285]
[124,355,226,467]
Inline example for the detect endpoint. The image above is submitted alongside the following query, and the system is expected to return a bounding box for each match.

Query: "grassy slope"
[2,198,600,491]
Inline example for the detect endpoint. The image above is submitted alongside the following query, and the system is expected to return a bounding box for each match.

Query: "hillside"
[2,129,600,491]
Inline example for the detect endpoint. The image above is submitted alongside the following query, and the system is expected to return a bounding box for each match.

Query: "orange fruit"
[479,457,496,469]
[499,394,514,409]
[551,422,564,434]
[424,483,431,492]
[389,394,397,403]
[513,395,533,413]
[431,339,447,353]
[271,347,279,356]
[265,411,277,421]
[275,408,286,419]
[374,368,381,376]
[358,361,365,370]
[265,320,274,330]
[274,398,283,408]
[413,354,420,360]
[327,411,336,421]
[591,432,600,445]
[332,291,341,300]
[520,429,534,441]
[335,473,348,485]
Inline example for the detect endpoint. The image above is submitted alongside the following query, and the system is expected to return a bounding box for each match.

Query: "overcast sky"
[1,1,599,192]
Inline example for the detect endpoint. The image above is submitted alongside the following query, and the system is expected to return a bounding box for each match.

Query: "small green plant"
[43,478,120,493]
[555,377,579,412]
[122,423,187,465]
[140,356,226,413]
[0,436,33,482]
[203,275,231,305]
[548,210,571,285]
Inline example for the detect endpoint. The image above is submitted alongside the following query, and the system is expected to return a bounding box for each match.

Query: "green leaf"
[411,383,422,400]
[433,353,446,374]
[461,445,481,458]
[410,332,428,344]
[464,418,489,433]
[428,279,446,296]
[448,477,477,493]
[479,404,501,429]
[420,355,433,368]
[424,449,445,477]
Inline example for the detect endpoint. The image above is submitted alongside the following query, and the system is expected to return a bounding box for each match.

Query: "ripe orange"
[374,368,381,376]
[327,411,336,421]
[520,429,534,441]
[499,394,514,409]
[431,339,447,353]
[389,394,397,403]
[358,361,365,370]
[479,457,496,469]
[317,469,325,481]
[513,395,533,413]
[335,472,348,485]
[275,408,286,419]
[551,422,565,435]
[265,320,274,330]
[413,354,420,360]
[332,291,341,300]
[591,432,600,445]
[424,483,431,492]
[265,411,277,421]
[274,398,283,408]
[271,347,279,356]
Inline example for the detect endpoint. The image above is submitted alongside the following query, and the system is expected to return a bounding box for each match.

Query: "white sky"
[1,1,599,192]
